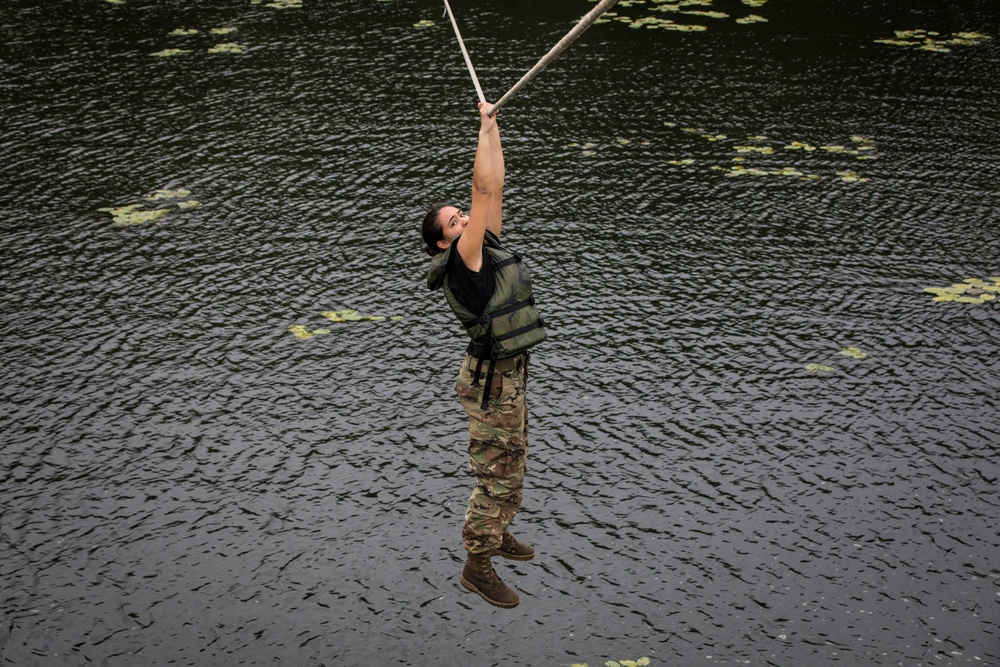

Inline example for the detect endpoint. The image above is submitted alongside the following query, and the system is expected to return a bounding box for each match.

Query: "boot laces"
[474,554,498,583]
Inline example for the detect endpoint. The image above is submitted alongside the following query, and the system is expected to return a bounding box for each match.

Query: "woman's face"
[436,206,469,250]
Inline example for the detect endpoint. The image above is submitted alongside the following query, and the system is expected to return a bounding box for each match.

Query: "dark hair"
[421,203,451,257]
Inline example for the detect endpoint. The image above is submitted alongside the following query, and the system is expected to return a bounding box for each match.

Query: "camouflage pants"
[455,352,529,554]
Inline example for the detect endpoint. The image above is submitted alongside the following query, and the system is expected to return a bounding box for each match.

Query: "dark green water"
[2,0,998,665]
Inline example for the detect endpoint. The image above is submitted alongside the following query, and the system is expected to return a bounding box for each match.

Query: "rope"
[442,0,486,104]
[488,0,619,117]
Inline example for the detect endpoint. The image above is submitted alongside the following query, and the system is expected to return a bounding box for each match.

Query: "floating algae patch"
[262,0,304,8]
[151,49,192,57]
[626,17,707,30]
[681,10,728,19]
[923,277,1000,304]
[170,28,199,36]
[413,19,435,28]
[98,205,170,227]
[211,27,237,35]
[668,124,875,181]
[147,188,191,200]
[609,0,768,30]
[723,165,773,177]
[572,658,651,667]
[290,310,403,339]
[768,166,806,177]
[100,188,202,226]
[806,363,835,373]
[836,170,868,183]
[875,29,990,52]
[288,325,313,340]
[567,141,598,157]
[839,347,868,359]
[208,43,244,54]
[320,309,403,323]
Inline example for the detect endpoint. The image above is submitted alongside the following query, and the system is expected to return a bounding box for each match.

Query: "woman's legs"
[455,354,528,554]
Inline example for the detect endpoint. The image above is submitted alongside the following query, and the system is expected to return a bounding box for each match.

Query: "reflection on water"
[1,0,998,665]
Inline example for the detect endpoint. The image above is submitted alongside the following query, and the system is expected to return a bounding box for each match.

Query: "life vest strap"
[492,318,545,343]
[491,253,521,271]
[465,296,535,334]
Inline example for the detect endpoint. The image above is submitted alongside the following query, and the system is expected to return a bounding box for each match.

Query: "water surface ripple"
[2,0,998,665]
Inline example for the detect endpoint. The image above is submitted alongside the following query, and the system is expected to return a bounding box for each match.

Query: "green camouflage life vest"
[427,231,546,361]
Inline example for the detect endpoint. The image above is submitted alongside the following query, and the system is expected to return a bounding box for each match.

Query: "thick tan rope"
[443,0,486,104]
[488,0,619,116]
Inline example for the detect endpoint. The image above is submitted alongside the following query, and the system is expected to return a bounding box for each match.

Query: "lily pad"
[208,42,244,54]
[98,205,170,226]
[724,165,769,177]
[147,188,192,200]
[682,10,728,18]
[839,347,867,359]
[413,19,435,28]
[176,200,201,210]
[875,29,989,51]
[321,309,361,322]
[211,27,237,35]
[735,14,767,24]
[770,167,805,177]
[170,28,199,36]
[317,309,402,325]
[288,325,312,339]
[806,363,834,373]
[924,277,1000,304]
[836,170,868,183]
[151,49,192,57]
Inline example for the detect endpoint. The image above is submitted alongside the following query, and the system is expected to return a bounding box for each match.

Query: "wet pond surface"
[2,0,999,665]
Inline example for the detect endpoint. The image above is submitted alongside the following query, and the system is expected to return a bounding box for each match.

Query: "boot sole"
[460,574,520,608]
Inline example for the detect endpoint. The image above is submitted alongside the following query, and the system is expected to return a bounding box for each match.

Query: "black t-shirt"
[446,242,496,356]
[447,243,495,315]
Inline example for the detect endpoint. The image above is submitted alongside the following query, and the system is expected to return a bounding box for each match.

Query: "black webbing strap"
[491,253,521,271]
[479,356,497,410]
[470,340,499,411]
[488,296,534,320]
[492,318,544,343]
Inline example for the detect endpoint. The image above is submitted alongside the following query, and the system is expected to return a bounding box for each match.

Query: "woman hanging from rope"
[422,101,547,608]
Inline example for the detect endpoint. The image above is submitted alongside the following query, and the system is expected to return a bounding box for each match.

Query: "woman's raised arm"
[456,102,504,272]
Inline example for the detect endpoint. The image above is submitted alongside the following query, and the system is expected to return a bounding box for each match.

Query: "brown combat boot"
[492,532,535,561]
[460,552,520,608]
